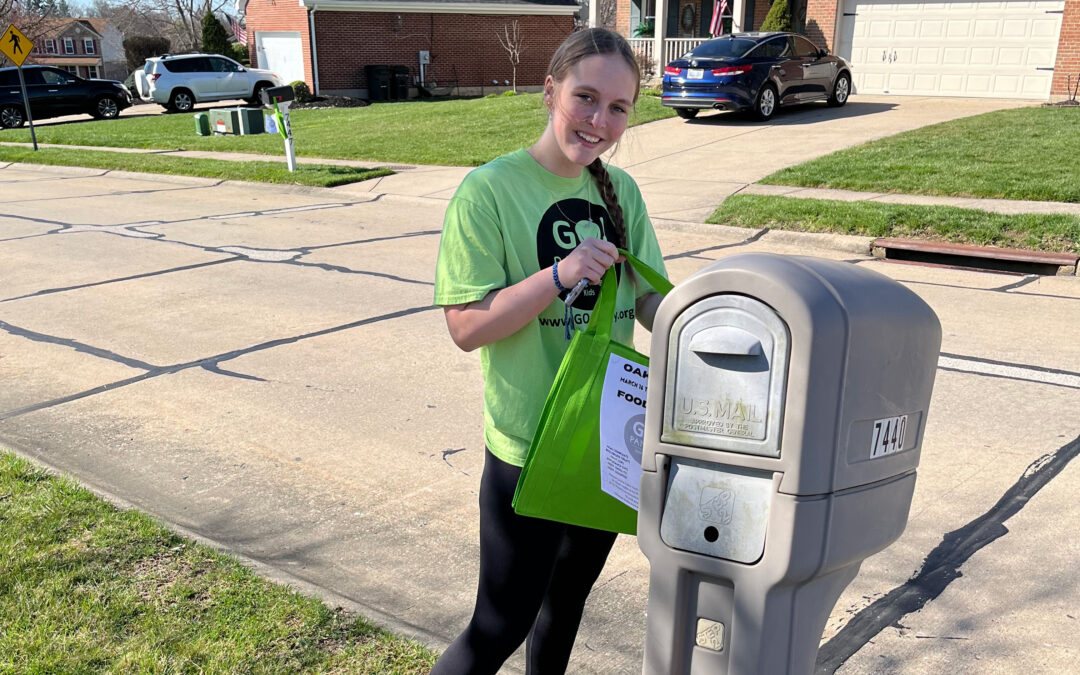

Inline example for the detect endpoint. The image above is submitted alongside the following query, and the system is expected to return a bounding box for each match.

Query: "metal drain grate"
[872,238,1079,276]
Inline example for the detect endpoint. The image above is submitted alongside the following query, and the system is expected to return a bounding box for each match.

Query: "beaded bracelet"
[552,261,567,293]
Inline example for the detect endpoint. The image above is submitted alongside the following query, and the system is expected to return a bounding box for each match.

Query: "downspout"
[309,5,321,96]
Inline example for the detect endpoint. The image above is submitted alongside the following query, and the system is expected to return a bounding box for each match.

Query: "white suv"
[135,53,282,112]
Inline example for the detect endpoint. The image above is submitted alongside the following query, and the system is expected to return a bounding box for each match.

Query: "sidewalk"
[5,140,1080,221]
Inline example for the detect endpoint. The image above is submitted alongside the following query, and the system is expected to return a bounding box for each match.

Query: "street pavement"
[1,95,1078,673]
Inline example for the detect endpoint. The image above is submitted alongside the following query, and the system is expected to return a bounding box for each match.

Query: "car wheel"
[753,84,777,121]
[247,83,270,106]
[829,72,851,107]
[168,89,195,113]
[92,95,121,119]
[675,108,698,120]
[0,104,25,129]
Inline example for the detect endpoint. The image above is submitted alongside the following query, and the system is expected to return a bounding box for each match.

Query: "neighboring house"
[29,18,127,81]
[620,0,1079,101]
[236,0,580,98]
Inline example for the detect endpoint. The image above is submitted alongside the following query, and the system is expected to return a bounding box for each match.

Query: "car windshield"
[690,38,758,59]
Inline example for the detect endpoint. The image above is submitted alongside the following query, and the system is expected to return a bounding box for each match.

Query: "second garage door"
[255,31,305,87]
[836,0,1065,99]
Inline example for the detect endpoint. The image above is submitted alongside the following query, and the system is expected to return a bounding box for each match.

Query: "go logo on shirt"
[535,198,620,312]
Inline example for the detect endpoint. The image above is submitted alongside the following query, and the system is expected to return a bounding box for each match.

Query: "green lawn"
[709,194,1080,253]
[0,451,436,673]
[760,107,1080,203]
[1,93,674,167]
[0,146,392,187]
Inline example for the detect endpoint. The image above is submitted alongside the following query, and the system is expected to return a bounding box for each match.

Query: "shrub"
[123,36,170,72]
[761,0,793,32]
[290,80,313,103]
[201,12,232,57]
[640,87,662,97]
[231,43,249,66]
[500,90,518,97]
[634,49,656,83]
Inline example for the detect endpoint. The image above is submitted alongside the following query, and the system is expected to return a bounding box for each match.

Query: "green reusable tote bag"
[512,250,673,535]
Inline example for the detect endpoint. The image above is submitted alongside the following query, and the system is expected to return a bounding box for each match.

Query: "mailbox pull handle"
[689,327,763,357]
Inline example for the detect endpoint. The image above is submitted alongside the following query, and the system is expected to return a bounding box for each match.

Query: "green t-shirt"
[434,148,668,466]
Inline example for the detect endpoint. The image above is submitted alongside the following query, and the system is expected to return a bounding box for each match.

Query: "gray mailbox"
[638,253,941,674]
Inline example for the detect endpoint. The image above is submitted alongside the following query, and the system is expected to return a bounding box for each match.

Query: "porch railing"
[628,37,710,70]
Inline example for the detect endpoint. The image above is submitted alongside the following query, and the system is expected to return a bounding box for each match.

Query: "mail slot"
[663,294,789,456]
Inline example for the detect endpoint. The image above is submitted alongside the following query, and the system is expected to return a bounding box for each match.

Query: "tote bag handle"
[588,249,674,343]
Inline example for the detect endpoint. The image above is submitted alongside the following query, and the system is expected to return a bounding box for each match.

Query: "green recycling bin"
[194,112,210,136]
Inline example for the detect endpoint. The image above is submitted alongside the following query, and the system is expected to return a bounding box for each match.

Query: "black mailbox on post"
[260,85,295,107]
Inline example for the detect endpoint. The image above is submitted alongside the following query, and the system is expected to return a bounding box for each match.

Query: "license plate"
[870,415,908,458]
[687,69,704,79]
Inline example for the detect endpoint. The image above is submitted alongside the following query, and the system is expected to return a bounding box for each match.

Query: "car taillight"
[149,73,161,83]
[664,66,682,76]
[711,65,753,76]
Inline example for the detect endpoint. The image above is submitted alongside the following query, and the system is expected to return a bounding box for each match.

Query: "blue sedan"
[662,32,852,121]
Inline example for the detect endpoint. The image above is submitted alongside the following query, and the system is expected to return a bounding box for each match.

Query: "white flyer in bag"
[599,352,649,510]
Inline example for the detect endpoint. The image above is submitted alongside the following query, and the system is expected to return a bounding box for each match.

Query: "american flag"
[226,14,248,46]
[709,0,729,37]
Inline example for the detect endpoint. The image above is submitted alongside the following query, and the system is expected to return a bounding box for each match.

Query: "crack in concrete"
[939,352,1080,390]
[0,304,438,422]
[0,318,160,371]
[815,434,1080,673]
[0,258,240,304]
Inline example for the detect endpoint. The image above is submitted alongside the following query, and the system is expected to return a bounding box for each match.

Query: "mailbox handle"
[689,326,763,357]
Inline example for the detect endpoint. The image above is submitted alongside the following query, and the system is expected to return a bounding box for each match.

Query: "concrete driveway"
[1,95,1077,673]
[617,94,1032,222]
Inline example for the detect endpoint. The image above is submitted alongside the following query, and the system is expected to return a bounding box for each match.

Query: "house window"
[87,65,100,78]
[63,38,75,54]
[45,39,57,54]
[62,66,77,75]
[84,39,96,55]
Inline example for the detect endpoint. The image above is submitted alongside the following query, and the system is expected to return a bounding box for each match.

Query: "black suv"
[0,65,132,129]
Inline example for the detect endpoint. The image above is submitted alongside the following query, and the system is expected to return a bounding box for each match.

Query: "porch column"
[653,0,667,79]
[589,0,599,28]
[732,0,746,32]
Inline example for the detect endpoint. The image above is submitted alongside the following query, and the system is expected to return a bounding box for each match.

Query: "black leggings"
[430,448,618,675]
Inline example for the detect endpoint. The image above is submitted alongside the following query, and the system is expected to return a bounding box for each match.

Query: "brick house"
[620,0,1078,100]
[27,18,127,81]
[236,0,580,98]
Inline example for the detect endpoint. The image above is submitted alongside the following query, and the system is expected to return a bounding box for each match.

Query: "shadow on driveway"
[679,100,901,126]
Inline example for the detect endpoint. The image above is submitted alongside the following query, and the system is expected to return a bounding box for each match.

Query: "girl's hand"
[557,238,625,287]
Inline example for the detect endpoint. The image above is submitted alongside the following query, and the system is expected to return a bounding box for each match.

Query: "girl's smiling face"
[534,53,638,178]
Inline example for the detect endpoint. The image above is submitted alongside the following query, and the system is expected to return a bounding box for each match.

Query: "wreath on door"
[680,4,696,32]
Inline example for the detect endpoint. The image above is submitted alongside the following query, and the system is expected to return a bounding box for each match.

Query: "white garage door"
[837,0,1065,99]
[255,31,305,85]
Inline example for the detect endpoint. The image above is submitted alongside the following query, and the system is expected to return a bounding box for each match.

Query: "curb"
[652,217,875,257]
[0,440,456,663]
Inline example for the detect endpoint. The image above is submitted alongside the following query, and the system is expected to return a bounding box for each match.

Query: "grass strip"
[760,107,1080,203]
[708,194,1080,253]
[0,93,675,167]
[0,452,437,673]
[0,146,392,188]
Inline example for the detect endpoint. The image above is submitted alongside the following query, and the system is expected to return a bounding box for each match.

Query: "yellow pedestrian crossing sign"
[2,24,33,68]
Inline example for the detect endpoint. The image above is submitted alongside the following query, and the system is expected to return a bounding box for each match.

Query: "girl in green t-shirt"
[431,28,666,674]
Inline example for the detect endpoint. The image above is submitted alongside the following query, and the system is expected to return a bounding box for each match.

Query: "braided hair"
[547,28,640,252]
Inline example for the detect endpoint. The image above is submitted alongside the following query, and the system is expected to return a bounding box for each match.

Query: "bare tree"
[496,20,524,92]
[575,0,618,29]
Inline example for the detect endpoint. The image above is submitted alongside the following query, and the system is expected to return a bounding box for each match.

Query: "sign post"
[2,24,37,151]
